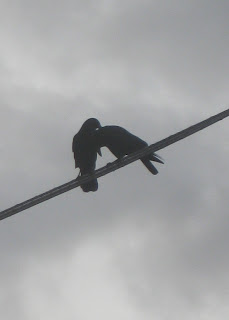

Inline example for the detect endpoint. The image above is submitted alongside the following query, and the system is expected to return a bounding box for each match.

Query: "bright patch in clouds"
[23,238,140,320]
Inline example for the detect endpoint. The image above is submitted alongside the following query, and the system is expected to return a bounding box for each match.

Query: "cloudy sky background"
[0,1,229,319]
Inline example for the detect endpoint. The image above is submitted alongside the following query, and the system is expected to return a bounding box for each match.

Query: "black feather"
[95,125,164,175]
[72,118,101,192]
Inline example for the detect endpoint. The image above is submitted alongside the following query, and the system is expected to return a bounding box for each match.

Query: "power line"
[1,108,229,221]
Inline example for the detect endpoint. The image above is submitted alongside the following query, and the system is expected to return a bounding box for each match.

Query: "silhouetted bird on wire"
[95,124,164,175]
[72,118,101,192]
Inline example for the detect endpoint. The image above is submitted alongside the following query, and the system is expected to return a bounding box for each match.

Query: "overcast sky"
[0,1,229,319]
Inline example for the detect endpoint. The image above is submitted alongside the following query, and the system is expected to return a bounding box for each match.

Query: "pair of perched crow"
[72,118,164,192]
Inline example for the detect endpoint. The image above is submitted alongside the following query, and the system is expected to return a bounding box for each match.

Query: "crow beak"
[98,148,102,156]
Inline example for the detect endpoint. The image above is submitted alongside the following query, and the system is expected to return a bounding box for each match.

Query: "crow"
[95,125,164,174]
[72,118,101,192]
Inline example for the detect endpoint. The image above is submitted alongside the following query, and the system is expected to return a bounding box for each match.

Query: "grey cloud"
[2,0,228,105]
[0,1,229,319]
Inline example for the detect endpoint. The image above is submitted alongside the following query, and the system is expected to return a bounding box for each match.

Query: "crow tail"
[141,158,158,175]
[148,152,164,164]
[81,179,98,192]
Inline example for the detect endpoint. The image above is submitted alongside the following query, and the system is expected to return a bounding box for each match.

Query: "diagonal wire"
[0,108,229,221]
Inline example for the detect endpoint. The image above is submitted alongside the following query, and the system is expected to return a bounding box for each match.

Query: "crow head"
[79,118,102,156]
[81,118,101,132]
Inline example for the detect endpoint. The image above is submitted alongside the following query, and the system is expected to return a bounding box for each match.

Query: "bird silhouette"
[72,118,101,192]
[95,125,164,174]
